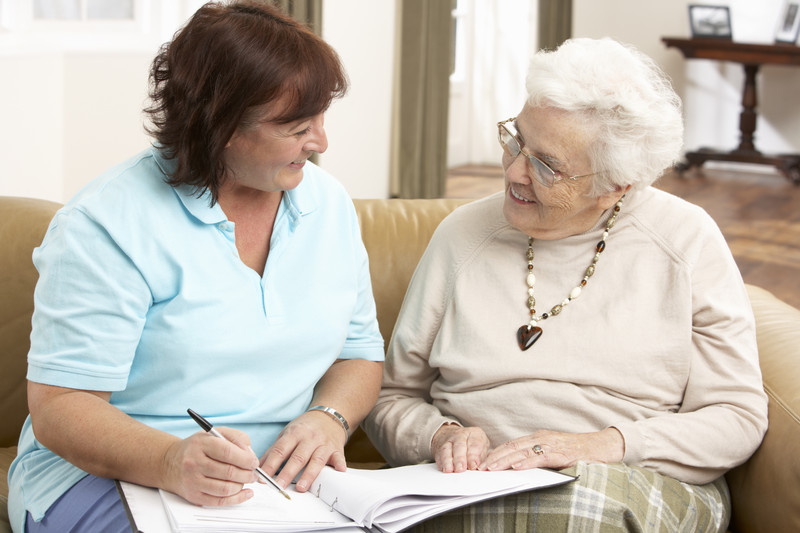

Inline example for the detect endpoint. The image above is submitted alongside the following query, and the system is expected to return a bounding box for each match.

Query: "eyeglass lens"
[498,125,554,187]
[498,127,519,157]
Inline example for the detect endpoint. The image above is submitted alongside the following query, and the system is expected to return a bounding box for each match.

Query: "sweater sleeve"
[614,213,768,484]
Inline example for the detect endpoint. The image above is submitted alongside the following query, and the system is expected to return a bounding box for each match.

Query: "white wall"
[0,51,65,201]
[573,0,800,161]
[0,0,394,203]
[319,0,395,199]
[0,1,201,203]
[0,49,155,203]
[3,1,798,203]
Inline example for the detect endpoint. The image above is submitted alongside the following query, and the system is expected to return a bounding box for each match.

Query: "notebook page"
[310,463,575,531]
[159,482,358,532]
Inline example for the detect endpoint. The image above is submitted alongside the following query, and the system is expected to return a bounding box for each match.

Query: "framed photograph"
[775,1,800,44]
[688,5,733,39]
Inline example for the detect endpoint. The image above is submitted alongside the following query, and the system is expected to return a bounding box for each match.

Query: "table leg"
[675,62,800,184]
[737,64,759,153]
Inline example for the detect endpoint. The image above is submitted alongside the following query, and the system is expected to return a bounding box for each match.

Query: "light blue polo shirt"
[8,146,384,529]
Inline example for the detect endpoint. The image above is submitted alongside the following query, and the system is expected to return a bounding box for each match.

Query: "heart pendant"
[517,325,542,351]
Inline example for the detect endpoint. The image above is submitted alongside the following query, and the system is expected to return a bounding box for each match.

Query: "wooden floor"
[446,165,800,310]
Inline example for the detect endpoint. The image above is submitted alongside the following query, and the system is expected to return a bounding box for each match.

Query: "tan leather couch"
[1,195,799,533]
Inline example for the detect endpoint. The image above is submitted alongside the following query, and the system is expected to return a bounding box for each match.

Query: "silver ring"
[532,444,544,455]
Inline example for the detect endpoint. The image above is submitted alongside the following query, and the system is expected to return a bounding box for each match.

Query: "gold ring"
[532,444,544,455]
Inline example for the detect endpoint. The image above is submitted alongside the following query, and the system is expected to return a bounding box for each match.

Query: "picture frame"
[775,1,800,44]
[688,5,733,39]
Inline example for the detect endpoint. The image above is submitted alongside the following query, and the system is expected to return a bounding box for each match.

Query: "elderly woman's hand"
[431,424,491,473]
[259,410,348,493]
[479,428,625,472]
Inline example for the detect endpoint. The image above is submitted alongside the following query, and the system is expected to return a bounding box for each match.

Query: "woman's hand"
[479,428,625,471]
[27,383,260,506]
[259,410,348,492]
[258,358,381,492]
[162,427,261,507]
[431,424,491,473]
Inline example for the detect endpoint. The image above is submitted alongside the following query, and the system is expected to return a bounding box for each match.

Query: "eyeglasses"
[497,117,596,188]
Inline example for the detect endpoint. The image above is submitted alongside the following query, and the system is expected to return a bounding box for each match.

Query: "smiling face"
[502,104,625,240]
[222,107,328,195]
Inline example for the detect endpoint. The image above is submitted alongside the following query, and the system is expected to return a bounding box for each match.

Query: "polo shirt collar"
[151,145,320,226]
[150,147,224,225]
[282,169,319,225]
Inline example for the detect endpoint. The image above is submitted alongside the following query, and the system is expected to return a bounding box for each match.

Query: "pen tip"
[282,491,291,500]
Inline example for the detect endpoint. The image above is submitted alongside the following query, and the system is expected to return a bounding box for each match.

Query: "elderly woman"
[8,2,384,531]
[364,38,767,532]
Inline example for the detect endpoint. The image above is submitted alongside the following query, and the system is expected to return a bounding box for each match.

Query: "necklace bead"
[518,194,625,350]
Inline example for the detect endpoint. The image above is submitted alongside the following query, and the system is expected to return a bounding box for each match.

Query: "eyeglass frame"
[497,117,597,188]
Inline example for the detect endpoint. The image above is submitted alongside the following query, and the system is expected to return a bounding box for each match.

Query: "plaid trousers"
[411,462,730,533]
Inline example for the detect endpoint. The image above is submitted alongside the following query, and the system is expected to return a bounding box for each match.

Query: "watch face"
[689,5,733,38]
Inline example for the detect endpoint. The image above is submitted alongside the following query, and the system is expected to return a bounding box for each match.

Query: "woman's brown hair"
[145,1,348,204]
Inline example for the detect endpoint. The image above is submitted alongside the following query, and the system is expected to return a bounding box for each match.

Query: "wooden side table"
[662,37,800,184]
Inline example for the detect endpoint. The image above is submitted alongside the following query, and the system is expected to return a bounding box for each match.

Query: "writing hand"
[162,426,260,506]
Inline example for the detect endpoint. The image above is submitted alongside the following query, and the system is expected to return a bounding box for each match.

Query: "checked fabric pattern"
[411,461,729,533]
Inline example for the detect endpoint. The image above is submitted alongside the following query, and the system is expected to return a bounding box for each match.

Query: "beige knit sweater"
[364,187,768,485]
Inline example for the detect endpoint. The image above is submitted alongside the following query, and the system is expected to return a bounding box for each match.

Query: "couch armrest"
[727,285,800,533]
[0,196,62,448]
[0,446,17,533]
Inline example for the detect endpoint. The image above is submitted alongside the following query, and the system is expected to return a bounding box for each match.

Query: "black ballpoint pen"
[187,408,291,500]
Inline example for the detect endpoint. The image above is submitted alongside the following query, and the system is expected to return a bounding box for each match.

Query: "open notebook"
[119,463,576,533]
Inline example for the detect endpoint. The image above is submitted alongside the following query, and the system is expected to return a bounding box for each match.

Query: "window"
[0,0,207,51]
[34,0,134,20]
[3,0,141,31]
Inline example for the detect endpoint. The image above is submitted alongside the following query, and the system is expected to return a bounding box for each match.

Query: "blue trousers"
[25,475,131,533]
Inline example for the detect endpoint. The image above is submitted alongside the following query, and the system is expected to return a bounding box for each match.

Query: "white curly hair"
[525,37,684,196]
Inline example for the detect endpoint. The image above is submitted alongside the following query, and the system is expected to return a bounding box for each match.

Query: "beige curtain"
[270,0,322,33]
[391,0,455,199]
[538,0,572,51]
[269,0,322,165]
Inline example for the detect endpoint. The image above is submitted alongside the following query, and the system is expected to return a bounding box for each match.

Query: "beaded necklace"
[517,195,625,350]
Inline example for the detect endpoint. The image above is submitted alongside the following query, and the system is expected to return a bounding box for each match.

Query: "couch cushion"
[352,198,468,344]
